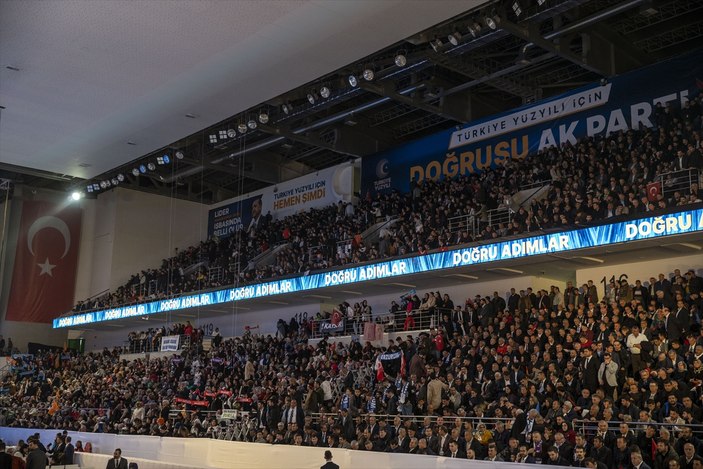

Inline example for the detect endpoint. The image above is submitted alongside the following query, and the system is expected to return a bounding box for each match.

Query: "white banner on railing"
[160,335,180,352]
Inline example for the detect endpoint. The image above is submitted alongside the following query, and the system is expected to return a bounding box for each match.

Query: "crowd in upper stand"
[72,97,702,317]
[6,265,703,466]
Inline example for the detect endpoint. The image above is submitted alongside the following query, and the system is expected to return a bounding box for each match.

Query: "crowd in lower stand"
[4,266,703,467]
[69,96,703,315]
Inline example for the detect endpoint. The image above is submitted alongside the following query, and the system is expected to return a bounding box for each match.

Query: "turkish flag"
[646,181,662,202]
[6,200,82,323]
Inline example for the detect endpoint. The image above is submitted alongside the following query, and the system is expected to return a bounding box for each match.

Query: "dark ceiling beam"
[426,50,536,98]
[258,122,380,158]
[499,18,609,76]
[358,81,469,124]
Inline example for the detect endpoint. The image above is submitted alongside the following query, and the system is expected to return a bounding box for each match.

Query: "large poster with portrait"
[207,163,352,239]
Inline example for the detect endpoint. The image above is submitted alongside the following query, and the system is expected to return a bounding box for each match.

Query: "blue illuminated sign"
[53,209,703,328]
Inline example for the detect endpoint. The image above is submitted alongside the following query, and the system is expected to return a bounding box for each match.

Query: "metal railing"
[657,168,702,199]
[573,419,703,437]
[448,206,515,238]
[311,413,513,429]
[309,308,441,339]
[124,333,191,354]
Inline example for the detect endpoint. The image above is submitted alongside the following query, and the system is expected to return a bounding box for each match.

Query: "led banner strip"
[53,209,703,328]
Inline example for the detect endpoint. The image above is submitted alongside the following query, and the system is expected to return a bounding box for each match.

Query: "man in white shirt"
[627,325,649,374]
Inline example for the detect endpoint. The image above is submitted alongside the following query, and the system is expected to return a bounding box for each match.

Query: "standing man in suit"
[105,449,128,469]
[25,438,48,469]
[0,441,14,468]
[581,347,600,392]
[321,450,339,469]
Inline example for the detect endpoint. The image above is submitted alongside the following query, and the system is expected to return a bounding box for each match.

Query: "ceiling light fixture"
[394,53,407,67]
[111,178,119,186]
[147,162,156,171]
[92,183,100,191]
[485,14,500,30]
[512,1,522,17]
[258,110,269,124]
[218,130,228,139]
[117,173,125,182]
[70,191,82,201]
[227,128,236,138]
[208,134,218,144]
[348,74,358,87]
[319,86,331,99]
[362,68,374,81]
[175,151,184,160]
[307,92,316,104]
[238,123,248,134]
[430,38,443,52]
[86,186,94,193]
[448,31,462,46]
[247,119,257,130]
[132,168,140,177]
[468,21,482,37]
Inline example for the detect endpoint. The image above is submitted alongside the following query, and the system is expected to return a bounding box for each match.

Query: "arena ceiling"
[0,0,476,191]
[2,0,703,202]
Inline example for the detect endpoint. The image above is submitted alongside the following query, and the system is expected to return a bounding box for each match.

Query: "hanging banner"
[7,201,82,323]
[53,208,703,328]
[207,163,352,239]
[361,48,703,195]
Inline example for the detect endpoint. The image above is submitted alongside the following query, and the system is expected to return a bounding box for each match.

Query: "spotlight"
[86,186,94,194]
[132,168,140,177]
[104,180,111,188]
[247,119,257,130]
[468,21,482,37]
[117,173,125,182]
[92,183,100,191]
[139,165,147,174]
[147,162,156,171]
[111,178,119,186]
[485,15,499,30]
[209,134,218,144]
[319,86,331,99]
[348,75,358,87]
[227,129,236,138]
[362,68,374,81]
[537,0,546,5]
[448,32,462,46]
[99,181,107,189]
[175,151,185,160]
[307,92,316,105]
[430,38,443,52]
[70,191,82,201]
[218,130,228,139]
[258,110,269,124]
[394,54,407,67]
[512,1,522,17]
[238,123,248,134]
[157,155,171,165]
[281,103,291,115]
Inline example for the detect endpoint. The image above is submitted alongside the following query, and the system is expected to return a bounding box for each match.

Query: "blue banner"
[53,208,703,328]
[207,195,260,239]
[362,49,703,195]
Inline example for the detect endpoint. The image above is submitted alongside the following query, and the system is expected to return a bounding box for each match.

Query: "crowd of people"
[126,321,203,353]
[4,264,703,467]
[69,95,703,316]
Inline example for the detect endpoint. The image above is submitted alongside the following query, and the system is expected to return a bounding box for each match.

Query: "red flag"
[6,201,82,323]
[646,181,662,202]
